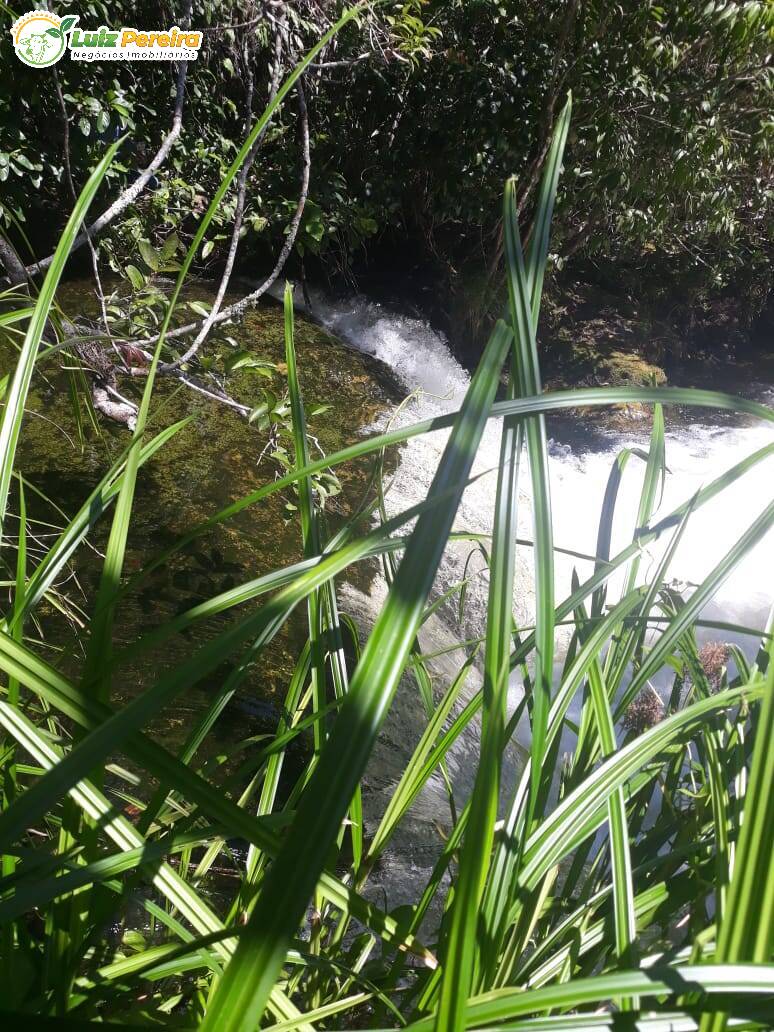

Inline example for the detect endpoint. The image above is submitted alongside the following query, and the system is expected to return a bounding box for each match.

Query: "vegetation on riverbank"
[1,1,772,358]
[0,31,772,1025]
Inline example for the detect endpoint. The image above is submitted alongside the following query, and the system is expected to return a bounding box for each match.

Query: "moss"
[1,280,397,753]
[533,284,669,392]
[444,268,673,389]
[603,350,666,385]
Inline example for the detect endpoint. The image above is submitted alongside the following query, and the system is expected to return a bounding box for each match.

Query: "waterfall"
[284,287,772,917]
[293,289,773,632]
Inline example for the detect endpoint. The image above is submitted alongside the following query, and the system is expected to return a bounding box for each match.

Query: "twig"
[147,71,311,350]
[161,13,286,371]
[52,67,113,343]
[25,0,194,278]
[53,66,138,430]
[129,357,251,416]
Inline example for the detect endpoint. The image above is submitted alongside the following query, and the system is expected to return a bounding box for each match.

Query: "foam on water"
[286,287,772,919]
[295,288,773,632]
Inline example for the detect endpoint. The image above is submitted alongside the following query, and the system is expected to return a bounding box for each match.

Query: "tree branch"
[25,0,193,278]
[161,15,286,371]
[149,72,311,352]
[0,235,29,287]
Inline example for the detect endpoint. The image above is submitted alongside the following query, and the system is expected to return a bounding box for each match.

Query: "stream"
[6,278,773,918]
[289,287,773,912]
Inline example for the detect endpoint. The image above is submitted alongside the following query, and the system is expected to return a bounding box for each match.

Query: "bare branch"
[25,0,194,278]
[92,387,137,429]
[0,235,29,287]
[128,353,251,416]
[149,72,311,352]
[161,16,286,371]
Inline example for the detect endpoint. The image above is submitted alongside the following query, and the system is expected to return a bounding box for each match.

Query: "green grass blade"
[701,635,774,1032]
[434,413,522,1029]
[435,103,571,1027]
[623,404,665,598]
[508,442,772,681]
[480,589,645,966]
[0,140,120,543]
[3,419,189,632]
[579,606,637,1000]
[406,964,774,1030]
[0,632,434,965]
[0,702,233,962]
[80,6,360,702]
[518,683,763,895]
[363,651,478,875]
[198,320,512,1032]
[591,447,636,616]
[284,283,326,760]
[0,477,25,986]
[622,499,774,708]
[0,480,471,852]
[503,176,555,829]
[525,95,572,323]
[500,98,571,836]
[125,391,772,591]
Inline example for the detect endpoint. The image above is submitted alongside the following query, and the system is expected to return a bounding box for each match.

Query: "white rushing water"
[284,287,773,918]
[296,288,773,634]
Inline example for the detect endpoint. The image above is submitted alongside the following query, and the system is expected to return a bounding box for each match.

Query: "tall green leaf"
[199,320,512,1032]
[0,140,120,543]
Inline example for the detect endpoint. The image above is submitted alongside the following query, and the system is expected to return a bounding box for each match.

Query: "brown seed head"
[698,641,730,691]
[623,688,664,735]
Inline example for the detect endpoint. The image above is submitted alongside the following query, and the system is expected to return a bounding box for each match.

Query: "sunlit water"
[9,279,771,924]
[295,287,772,638]
[287,287,773,915]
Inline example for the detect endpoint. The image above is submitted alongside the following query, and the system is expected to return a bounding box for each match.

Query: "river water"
[297,288,773,625]
[284,288,773,911]
[7,279,773,914]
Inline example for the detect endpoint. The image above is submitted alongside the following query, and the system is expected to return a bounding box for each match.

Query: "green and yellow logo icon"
[10,10,78,67]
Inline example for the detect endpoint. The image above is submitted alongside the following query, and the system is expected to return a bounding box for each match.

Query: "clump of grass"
[0,33,773,1032]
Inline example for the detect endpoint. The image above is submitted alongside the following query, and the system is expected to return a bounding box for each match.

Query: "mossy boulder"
[553,342,667,388]
[447,268,670,390]
[538,283,669,390]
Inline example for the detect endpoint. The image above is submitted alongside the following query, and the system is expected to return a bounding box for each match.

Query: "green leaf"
[200,314,511,1031]
[160,231,180,261]
[248,402,269,423]
[138,238,160,271]
[10,153,35,171]
[0,139,120,544]
[133,401,772,609]
[226,350,275,373]
[125,263,144,290]
[282,282,329,772]
[700,628,774,1032]
[435,100,571,1032]
[408,964,774,1029]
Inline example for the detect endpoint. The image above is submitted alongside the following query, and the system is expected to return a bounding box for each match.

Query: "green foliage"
[376,0,772,292]
[1,78,773,1029]
[0,8,773,1027]
[1,1,770,303]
